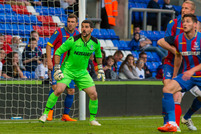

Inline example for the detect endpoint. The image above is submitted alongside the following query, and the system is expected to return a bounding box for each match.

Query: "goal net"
[0,0,84,120]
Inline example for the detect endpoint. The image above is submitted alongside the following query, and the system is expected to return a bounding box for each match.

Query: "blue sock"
[184,97,201,120]
[162,93,175,122]
[48,88,54,110]
[162,106,168,125]
[64,94,74,114]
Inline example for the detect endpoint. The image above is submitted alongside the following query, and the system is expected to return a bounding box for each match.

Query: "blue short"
[173,73,201,92]
[163,64,173,79]
[51,67,75,88]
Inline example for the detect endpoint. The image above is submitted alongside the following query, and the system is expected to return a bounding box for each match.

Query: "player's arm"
[157,36,176,55]
[173,52,182,78]
[46,45,53,70]
[165,19,175,37]
[47,30,60,70]
[182,63,201,81]
[95,40,105,81]
[54,37,74,81]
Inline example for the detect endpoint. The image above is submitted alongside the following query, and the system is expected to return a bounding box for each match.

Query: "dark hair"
[119,54,134,72]
[6,52,18,65]
[68,14,78,22]
[41,53,47,62]
[182,14,197,23]
[29,37,37,44]
[82,20,94,28]
[113,50,124,57]
[101,50,106,66]
[139,51,147,58]
[134,33,140,41]
[30,30,39,36]
[106,55,115,62]
[0,33,4,37]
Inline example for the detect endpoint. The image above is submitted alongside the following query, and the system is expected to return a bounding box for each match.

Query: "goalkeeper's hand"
[54,64,64,81]
[97,64,105,82]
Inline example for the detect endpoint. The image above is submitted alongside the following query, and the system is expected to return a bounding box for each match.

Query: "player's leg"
[84,86,101,126]
[39,83,67,123]
[162,64,174,125]
[173,92,182,127]
[47,69,57,121]
[39,72,72,123]
[181,86,201,130]
[75,73,101,126]
[61,80,77,121]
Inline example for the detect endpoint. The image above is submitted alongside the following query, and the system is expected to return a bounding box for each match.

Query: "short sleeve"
[165,19,176,37]
[47,30,60,47]
[164,36,176,46]
[94,40,102,58]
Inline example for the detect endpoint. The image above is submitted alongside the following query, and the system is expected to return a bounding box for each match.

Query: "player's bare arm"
[182,63,201,81]
[173,52,182,78]
[46,44,53,70]
[157,38,176,55]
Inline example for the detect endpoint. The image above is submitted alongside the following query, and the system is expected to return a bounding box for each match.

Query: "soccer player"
[46,14,79,121]
[39,20,105,126]
[158,0,199,131]
[157,14,201,132]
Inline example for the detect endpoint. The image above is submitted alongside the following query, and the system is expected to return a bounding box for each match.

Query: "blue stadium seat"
[152,72,157,77]
[145,62,153,71]
[56,8,65,16]
[23,71,31,79]
[146,52,154,62]
[0,13,5,23]
[91,28,101,38]
[49,7,56,15]
[30,15,41,25]
[24,15,31,24]
[17,14,23,23]
[45,37,50,44]
[152,52,161,62]
[25,25,33,35]
[19,24,25,35]
[42,7,49,15]
[6,14,12,23]
[0,23,6,34]
[131,51,139,59]
[5,24,12,34]
[0,4,4,13]
[119,40,129,50]
[12,24,18,35]
[107,29,119,39]
[38,37,44,45]
[35,6,43,15]
[112,40,120,47]
[4,4,13,14]
[100,29,110,39]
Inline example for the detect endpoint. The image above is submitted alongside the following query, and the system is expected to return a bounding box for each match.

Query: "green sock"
[89,99,98,121]
[43,93,59,115]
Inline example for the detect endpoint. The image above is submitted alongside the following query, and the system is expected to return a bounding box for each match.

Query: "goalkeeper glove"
[54,64,64,81]
[97,64,105,82]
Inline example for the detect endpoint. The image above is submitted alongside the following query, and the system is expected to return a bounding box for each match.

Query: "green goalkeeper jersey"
[55,34,102,74]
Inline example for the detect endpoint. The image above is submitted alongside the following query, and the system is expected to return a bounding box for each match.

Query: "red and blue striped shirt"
[47,27,79,66]
[164,16,183,66]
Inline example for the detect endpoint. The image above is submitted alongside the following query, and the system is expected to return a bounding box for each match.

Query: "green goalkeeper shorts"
[57,70,95,90]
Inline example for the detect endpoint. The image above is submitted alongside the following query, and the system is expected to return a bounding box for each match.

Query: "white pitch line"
[1,115,201,124]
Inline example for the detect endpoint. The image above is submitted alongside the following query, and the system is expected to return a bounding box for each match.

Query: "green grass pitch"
[1,115,201,134]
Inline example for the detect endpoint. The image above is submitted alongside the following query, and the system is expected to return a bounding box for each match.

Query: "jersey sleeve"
[55,36,74,56]
[164,36,176,46]
[165,19,176,37]
[47,30,60,47]
[94,40,102,58]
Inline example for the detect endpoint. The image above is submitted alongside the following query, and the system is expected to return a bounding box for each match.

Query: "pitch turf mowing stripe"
[94,81,163,85]
[0,80,42,85]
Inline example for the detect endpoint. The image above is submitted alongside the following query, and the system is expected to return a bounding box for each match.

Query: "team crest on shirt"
[166,72,171,78]
[90,45,94,50]
[75,44,82,47]
[192,42,200,50]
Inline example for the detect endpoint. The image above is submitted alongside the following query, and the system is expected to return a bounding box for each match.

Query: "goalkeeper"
[39,20,105,126]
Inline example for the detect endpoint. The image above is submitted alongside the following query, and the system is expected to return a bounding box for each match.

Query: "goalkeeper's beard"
[82,32,90,37]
